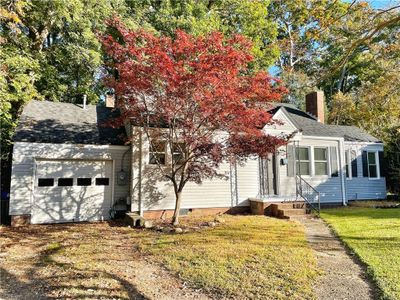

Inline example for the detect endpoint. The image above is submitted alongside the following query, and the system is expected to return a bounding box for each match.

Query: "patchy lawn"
[321,207,400,300]
[0,215,318,299]
[139,215,319,299]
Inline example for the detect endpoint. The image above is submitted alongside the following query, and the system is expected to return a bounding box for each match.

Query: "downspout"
[338,138,347,206]
[138,129,143,216]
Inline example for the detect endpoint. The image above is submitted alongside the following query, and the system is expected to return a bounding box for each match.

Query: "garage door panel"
[33,160,113,224]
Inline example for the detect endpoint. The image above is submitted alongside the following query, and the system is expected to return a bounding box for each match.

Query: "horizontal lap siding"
[344,143,386,200]
[236,158,259,206]
[10,142,131,216]
[141,163,232,210]
[346,178,386,200]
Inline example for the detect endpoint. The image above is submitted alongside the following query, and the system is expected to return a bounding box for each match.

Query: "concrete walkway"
[300,217,376,300]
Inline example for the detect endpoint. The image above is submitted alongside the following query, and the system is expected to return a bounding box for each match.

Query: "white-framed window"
[296,147,310,175]
[314,147,328,176]
[367,151,378,178]
[345,149,358,179]
[172,142,186,164]
[149,141,166,165]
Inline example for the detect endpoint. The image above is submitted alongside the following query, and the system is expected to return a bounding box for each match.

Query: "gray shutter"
[379,151,387,177]
[330,146,339,177]
[362,151,368,177]
[351,151,358,178]
[287,145,295,177]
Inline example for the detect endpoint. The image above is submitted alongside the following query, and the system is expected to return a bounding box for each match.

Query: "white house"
[9,92,386,225]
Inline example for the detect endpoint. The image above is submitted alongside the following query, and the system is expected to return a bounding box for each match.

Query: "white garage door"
[32,160,113,224]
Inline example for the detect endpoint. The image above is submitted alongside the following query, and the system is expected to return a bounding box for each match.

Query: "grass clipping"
[139,215,318,299]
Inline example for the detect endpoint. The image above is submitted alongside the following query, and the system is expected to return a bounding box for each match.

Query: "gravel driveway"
[0,223,210,300]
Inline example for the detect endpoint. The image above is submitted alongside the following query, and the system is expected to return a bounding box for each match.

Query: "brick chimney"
[305,91,325,123]
[105,94,115,108]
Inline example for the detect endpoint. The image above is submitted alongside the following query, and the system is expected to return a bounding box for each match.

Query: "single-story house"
[9,92,386,225]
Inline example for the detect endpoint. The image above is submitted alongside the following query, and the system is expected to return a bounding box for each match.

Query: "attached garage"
[32,160,113,224]
[9,100,131,226]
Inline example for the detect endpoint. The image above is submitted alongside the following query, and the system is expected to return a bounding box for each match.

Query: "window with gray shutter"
[330,146,339,177]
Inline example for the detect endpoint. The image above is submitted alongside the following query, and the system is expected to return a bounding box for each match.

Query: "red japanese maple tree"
[101,20,288,225]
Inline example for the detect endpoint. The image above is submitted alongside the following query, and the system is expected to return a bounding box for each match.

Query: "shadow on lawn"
[322,207,400,219]
[0,224,149,300]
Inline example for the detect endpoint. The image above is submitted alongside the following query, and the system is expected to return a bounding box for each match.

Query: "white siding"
[10,142,131,216]
[140,163,232,211]
[236,158,259,206]
[131,127,259,211]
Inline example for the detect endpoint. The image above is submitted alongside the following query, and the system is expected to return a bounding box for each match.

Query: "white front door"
[32,160,113,224]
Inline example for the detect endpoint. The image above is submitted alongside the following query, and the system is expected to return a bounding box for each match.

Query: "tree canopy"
[100,20,287,224]
[1,0,399,192]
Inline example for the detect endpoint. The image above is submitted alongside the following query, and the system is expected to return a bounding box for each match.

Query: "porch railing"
[296,175,321,214]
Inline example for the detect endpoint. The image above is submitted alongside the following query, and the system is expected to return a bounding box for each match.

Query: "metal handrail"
[296,175,321,214]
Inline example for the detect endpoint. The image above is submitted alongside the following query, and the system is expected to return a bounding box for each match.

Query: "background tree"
[129,0,279,69]
[101,22,287,224]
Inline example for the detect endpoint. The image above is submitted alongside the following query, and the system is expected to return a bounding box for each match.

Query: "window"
[314,147,328,175]
[58,178,73,186]
[296,147,310,175]
[95,178,109,186]
[77,178,92,186]
[172,143,186,164]
[346,150,358,179]
[149,141,166,165]
[367,152,378,178]
[38,178,54,187]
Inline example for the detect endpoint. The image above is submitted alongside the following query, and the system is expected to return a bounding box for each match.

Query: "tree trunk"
[172,191,183,225]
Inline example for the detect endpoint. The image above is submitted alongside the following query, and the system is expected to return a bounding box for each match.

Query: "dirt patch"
[0,222,210,300]
[300,217,376,300]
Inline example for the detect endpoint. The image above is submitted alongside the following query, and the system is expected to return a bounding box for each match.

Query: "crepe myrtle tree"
[100,19,289,225]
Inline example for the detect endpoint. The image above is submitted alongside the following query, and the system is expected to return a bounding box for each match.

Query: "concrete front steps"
[270,202,311,220]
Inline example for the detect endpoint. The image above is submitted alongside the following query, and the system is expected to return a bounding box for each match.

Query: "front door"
[259,154,278,197]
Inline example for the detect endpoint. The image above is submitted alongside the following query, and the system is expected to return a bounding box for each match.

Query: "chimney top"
[105,94,115,108]
[305,91,325,123]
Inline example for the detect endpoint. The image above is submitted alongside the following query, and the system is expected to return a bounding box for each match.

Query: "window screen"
[296,147,310,175]
[95,178,109,186]
[149,141,166,165]
[368,152,378,178]
[58,178,73,186]
[38,178,54,187]
[77,178,92,186]
[172,142,186,164]
[314,148,328,175]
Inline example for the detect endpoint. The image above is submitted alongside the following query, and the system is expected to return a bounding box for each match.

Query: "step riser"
[278,209,307,216]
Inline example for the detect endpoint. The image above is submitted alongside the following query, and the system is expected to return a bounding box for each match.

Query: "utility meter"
[117,170,128,185]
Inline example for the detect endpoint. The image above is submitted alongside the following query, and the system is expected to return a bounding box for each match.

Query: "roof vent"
[83,94,87,110]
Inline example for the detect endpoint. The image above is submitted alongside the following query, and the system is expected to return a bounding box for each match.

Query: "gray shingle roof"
[278,106,381,142]
[14,100,126,145]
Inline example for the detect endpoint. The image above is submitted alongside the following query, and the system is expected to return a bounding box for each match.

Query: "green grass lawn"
[139,215,319,299]
[321,207,400,300]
